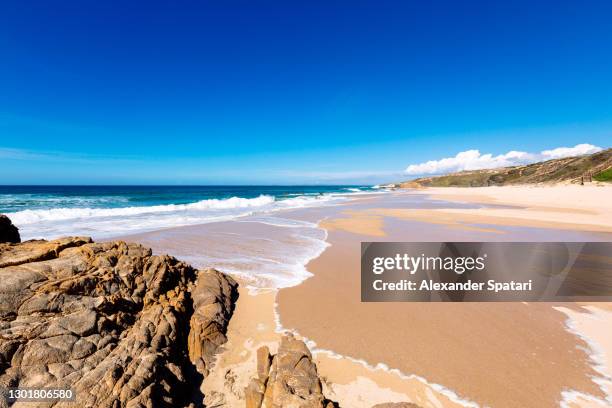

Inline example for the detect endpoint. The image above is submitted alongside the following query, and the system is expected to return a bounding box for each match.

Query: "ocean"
[0,185,377,240]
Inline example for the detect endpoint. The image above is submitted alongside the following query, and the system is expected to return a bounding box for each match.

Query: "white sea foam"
[555,306,612,407]
[238,216,320,228]
[9,194,344,240]
[10,195,276,224]
[177,217,330,291]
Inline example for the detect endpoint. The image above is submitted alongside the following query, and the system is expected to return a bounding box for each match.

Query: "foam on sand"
[555,306,612,407]
[120,213,332,292]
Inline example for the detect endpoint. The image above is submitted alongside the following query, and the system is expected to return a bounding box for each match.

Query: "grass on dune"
[594,167,612,182]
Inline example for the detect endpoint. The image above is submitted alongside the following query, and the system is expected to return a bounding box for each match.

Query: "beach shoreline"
[115,185,612,407]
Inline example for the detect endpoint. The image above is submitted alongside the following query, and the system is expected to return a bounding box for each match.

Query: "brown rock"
[0,237,238,408]
[187,268,238,376]
[245,334,338,408]
[257,346,271,381]
[0,236,92,268]
[245,378,266,408]
[0,214,20,244]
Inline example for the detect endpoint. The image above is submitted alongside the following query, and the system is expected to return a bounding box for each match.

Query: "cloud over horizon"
[404,143,604,176]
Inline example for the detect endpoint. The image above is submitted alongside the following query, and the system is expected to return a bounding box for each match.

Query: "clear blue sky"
[1,0,611,184]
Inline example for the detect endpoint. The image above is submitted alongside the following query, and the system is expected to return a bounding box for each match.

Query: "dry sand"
[408,185,612,232]
[200,285,281,406]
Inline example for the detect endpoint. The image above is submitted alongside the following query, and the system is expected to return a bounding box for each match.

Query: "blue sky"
[1,0,611,184]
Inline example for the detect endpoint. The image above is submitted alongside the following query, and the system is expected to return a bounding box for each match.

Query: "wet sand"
[278,226,609,407]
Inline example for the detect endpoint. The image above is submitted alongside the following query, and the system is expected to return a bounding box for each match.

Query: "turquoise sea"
[0,185,378,239]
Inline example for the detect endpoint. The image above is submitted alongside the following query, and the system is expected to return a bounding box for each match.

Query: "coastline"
[115,186,612,407]
[3,3,611,405]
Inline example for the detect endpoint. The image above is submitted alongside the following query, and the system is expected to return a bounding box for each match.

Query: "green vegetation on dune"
[594,167,612,182]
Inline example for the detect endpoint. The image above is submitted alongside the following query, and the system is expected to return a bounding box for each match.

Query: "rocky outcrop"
[0,215,20,244]
[0,237,237,407]
[188,268,238,376]
[242,335,422,408]
[245,334,338,408]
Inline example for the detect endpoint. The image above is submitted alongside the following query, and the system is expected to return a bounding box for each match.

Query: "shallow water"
[118,214,329,290]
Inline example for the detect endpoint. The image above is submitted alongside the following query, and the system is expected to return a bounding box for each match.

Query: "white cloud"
[540,143,602,159]
[405,143,603,176]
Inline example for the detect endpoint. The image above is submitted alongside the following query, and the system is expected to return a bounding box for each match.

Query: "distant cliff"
[397,148,612,188]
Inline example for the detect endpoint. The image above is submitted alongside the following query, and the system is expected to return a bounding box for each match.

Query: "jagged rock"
[0,237,237,408]
[257,346,271,381]
[0,215,20,244]
[245,334,338,408]
[188,267,238,376]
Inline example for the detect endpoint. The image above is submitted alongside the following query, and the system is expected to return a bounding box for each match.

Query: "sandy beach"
[408,185,612,232]
[120,185,612,408]
[4,3,612,406]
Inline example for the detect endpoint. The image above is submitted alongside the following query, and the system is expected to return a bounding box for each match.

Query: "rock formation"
[0,226,420,408]
[188,268,238,376]
[0,215,20,244]
[245,334,338,408]
[0,237,237,408]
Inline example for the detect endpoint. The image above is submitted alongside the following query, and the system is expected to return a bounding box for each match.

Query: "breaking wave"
[9,194,343,240]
